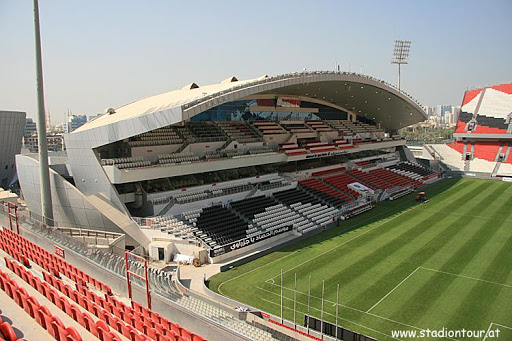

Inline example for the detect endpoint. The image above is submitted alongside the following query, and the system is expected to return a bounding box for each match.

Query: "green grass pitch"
[208,178,512,340]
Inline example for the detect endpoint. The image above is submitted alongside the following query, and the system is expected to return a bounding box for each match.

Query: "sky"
[1,0,511,124]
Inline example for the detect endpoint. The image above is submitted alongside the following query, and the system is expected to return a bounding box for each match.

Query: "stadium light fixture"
[391,40,412,92]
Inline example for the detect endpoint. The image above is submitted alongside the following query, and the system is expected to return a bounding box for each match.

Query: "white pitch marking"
[367,267,420,313]
[264,202,419,283]
[255,285,445,340]
[259,294,402,341]
[483,322,494,341]
[420,267,512,288]
[482,322,512,341]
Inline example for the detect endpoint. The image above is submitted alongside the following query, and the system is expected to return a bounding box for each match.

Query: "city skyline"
[1,0,511,123]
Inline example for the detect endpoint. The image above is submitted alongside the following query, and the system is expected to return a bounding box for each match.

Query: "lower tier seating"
[230,195,279,219]
[346,169,394,190]
[0,227,204,341]
[1,262,83,341]
[191,206,248,247]
[299,179,348,207]
[369,168,421,189]
[272,188,322,207]
[323,173,361,201]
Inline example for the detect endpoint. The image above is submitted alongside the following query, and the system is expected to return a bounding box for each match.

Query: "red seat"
[179,327,191,340]
[82,314,99,337]
[121,324,136,339]
[66,327,83,341]
[70,305,85,328]
[192,334,206,341]
[24,296,40,318]
[170,323,180,336]
[143,325,156,339]
[0,322,17,341]
[58,296,73,316]
[108,316,123,333]
[51,320,70,341]
[35,306,52,329]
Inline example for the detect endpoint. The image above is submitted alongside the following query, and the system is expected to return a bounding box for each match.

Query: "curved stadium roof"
[76,71,426,134]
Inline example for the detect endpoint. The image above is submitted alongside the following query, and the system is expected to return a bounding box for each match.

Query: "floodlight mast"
[391,40,411,92]
[33,0,54,227]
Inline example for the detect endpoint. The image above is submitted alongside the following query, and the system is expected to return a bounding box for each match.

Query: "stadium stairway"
[173,297,275,341]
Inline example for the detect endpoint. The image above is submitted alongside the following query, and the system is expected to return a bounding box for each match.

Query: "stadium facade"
[16,71,437,262]
[426,82,512,176]
[0,110,26,189]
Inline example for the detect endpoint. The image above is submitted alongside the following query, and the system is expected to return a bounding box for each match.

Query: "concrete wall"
[16,154,121,232]
[131,144,181,161]
[0,111,25,188]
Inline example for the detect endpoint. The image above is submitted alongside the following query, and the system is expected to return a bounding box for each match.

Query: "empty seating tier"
[386,161,436,180]
[184,122,227,142]
[346,169,394,190]
[216,122,262,143]
[230,195,279,219]
[369,168,421,189]
[191,206,248,247]
[323,174,361,201]
[272,188,322,207]
[298,179,347,207]
[0,227,205,341]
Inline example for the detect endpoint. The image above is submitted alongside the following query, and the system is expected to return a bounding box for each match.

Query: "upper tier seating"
[280,122,314,133]
[251,122,287,135]
[101,157,152,169]
[298,179,347,207]
[158,152,200,164]
[305,121,334,132]
[184,122,227,142]
[128,126,183,147]
[216,121,262,143]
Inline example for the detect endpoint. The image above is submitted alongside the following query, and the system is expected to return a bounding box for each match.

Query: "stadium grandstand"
[426,82,512,177]
[9,71,441,340]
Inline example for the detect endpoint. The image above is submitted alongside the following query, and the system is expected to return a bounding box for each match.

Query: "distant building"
[24,118,37,140]
[25,132,65,152]
[0,111,26,188]
[64,115,88,133]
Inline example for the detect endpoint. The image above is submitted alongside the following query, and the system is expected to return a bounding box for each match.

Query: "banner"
[54,245,65,258]
[210,225,292,257]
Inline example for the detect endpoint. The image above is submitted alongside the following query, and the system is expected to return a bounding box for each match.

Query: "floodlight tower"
[391,40,411,92]
[33,0,54,226]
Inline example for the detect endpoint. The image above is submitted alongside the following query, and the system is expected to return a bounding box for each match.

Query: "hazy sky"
[1,0,511,123]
